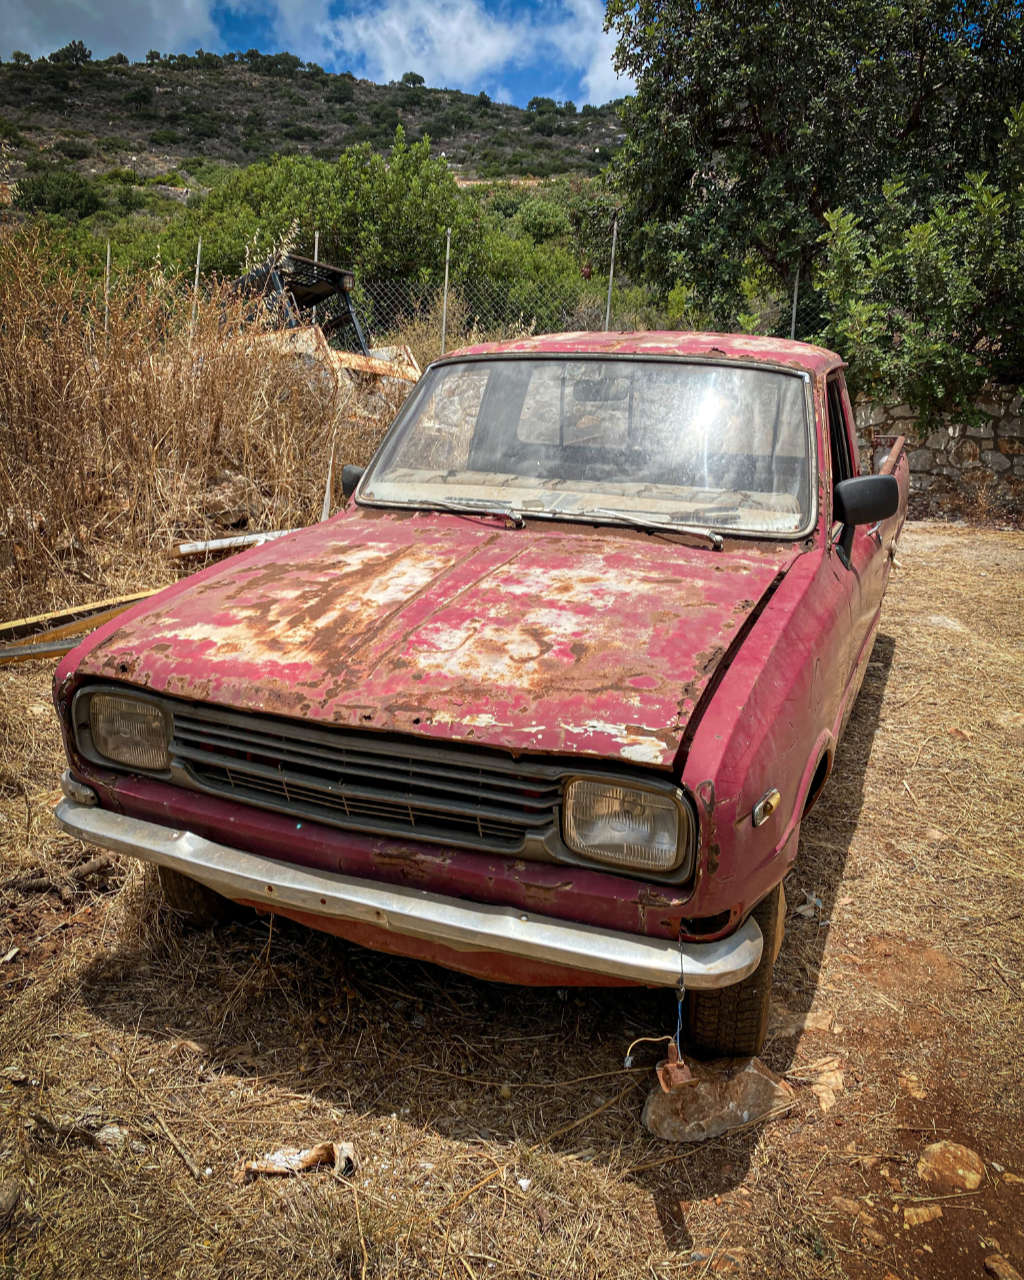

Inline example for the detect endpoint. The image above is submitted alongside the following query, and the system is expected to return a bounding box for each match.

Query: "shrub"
[14,169,101,219]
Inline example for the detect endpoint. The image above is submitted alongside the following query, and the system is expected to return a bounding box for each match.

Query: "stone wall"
[853,387,1024,515]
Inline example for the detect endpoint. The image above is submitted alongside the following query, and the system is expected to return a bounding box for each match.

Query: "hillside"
[0,53,624,185]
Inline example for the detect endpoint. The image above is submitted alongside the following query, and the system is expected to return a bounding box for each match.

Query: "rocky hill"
[0,52,624,184]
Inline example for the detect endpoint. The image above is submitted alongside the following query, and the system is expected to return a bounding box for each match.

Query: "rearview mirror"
[834,475,899,565]
[341,465,364,500]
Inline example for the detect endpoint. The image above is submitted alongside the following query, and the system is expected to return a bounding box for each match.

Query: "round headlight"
[87,693,170,772]
[562,778,688,874]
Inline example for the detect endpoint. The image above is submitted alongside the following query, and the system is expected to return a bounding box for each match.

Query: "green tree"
[815,141,1024,420]
[145,50,161,65]
[606,0,1024,320]
[401,71,425,86]
[48,39,91,65]
[11,51,32,67]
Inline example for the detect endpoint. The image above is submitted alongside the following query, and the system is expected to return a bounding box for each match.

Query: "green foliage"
[11,52,32,67]
[49,40,91,66]
[145,50,161,65]
[514,197,571,244]
[608,0,1024,329]
[326,78,355,104]
[15,169,101,219]
[401,71,425,87]
[54,137,92,160]
[815,156,1024,418]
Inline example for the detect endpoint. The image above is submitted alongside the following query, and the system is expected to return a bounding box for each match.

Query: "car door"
[825,373,875,690]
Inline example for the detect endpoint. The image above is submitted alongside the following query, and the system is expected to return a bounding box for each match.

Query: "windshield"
[360,357,813,535]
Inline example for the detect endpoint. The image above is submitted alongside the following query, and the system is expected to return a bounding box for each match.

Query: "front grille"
[170,705,563,853]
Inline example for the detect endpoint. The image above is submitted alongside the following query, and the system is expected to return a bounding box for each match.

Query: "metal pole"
[790,263,800,341]
[103,240,111,336]
[440,227,451,355]
[313,229,319,325]
[604,217,618,332]
[190,237,202,341]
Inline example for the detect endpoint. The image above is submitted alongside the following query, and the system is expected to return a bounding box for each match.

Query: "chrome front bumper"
[55,795,762,990]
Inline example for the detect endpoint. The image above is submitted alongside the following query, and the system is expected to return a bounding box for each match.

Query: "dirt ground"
[1,519,1022,1280]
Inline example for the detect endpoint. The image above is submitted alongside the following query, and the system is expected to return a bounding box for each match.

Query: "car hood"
[69,509,799,770]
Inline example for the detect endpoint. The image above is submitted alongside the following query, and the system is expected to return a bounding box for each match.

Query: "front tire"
[158,865,237,927]
[684,883,784,1058]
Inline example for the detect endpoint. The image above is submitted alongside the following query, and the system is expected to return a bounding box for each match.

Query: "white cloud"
[0,0,633,107]
[270,0,633,106]
[0,0,218,61]
[545,0,631,104]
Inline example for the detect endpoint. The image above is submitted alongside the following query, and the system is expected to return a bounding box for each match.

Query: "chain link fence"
[345,254,827,369]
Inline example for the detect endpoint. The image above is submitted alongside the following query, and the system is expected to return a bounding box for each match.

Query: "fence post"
[190,237,202,343]
[604,217,618,332]
[790,263,800,341]
[313,229,319,325]
[440,226,452,355]
[103,240,111,336]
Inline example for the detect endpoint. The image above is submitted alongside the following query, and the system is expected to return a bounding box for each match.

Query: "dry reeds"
[0,228,394,619]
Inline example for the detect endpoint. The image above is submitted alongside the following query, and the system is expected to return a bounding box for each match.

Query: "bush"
[14,169,101,219]
[815,136,1024,421]
[54,138,92,160]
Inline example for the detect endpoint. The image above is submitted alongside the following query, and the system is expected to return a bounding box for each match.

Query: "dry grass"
[0,228,400,620]
[1,520,1022,1279]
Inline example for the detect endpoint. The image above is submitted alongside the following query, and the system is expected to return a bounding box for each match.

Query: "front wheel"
[684,883,785,1058]
[158,865,238,927]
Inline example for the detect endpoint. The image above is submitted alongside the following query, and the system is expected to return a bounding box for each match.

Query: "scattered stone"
[832,1196,862,1216]
[642,1057,794,1143]
[861,1225,887,1248]
[898,1072,928,1100]
[0,1180,22,1233]
[904,1204,942,1227]
[916,1140,985,1192]
[1002,1172,1023,1185]
[986,1255,1024,1280]
[769,1006,833,1037]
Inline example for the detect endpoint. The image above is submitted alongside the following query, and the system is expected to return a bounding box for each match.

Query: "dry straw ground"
[1,520,1022,1280]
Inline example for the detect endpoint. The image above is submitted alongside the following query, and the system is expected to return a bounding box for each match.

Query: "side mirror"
[833,475,899,565]
[341,465,365,501]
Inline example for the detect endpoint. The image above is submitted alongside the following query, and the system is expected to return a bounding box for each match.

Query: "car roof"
[443,330,844,376]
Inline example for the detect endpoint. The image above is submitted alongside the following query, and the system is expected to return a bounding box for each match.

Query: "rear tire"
[683,883,784,1058]
[158,865,237,927]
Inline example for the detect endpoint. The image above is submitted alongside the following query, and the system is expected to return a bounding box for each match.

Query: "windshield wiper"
[583,508,724,551]
[414,496,526,528]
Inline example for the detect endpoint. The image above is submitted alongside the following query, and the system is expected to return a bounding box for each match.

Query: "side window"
[826,376,853,517]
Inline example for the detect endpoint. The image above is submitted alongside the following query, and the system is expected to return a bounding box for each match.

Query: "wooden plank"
[0,589,161,644]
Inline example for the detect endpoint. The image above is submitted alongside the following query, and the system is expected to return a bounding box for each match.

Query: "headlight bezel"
[560,773,696,882]
[72,686,173,776]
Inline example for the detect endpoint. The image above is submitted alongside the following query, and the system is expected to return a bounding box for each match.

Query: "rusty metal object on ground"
[655,1040,697,1093]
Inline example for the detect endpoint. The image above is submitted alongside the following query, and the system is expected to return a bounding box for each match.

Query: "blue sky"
[1,0,634,107]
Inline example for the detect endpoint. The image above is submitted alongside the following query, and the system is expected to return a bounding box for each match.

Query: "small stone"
[904,1204,942,1227]
[832,1196,862,1216]
[95,1124,129,1151]
[861,1226,887,1247]
[917,1140,985,1192]
[908,448,935,471]
[642,1057,794,1143]
[986,1255,1024,1280]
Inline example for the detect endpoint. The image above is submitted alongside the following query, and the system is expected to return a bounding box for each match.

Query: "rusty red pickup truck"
[54,332,907,1057]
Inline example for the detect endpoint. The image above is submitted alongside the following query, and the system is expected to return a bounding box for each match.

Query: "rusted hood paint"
[69,510,799,769]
